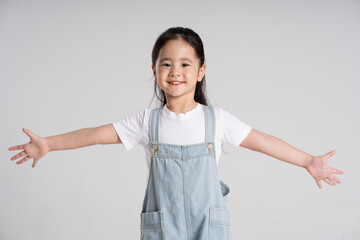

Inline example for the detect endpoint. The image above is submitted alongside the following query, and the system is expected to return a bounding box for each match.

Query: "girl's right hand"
[9,128,50,168]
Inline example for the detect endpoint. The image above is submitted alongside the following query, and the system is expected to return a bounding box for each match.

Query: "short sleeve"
[220,107,252,147]
[112,109,147,151]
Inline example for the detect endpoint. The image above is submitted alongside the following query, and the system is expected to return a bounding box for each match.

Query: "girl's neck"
[165,99,198,114]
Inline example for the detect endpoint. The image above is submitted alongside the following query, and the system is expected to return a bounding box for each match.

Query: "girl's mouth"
[168,81,183,86]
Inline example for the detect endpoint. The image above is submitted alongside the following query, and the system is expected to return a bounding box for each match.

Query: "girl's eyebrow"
[159,57,193,63]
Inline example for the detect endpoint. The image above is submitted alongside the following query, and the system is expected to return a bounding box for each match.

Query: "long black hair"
[150,27,211,107]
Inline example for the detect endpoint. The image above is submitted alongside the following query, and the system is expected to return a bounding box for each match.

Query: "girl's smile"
[168,81,183,85]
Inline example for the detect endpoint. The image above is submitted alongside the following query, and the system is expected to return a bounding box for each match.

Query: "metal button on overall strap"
[152,144,158,155]
[208,143,213,154]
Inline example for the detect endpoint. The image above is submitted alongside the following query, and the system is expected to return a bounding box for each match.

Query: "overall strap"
[150,107,161,144]
[202,105,216,143]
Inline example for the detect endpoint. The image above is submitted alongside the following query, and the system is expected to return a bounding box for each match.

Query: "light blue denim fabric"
[140,104,232,240]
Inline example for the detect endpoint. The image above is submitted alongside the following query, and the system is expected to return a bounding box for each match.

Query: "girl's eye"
[161,63,189,67]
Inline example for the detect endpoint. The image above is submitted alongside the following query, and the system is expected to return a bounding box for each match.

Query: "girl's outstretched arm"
[9,124,121,168]
[240,129,344,189]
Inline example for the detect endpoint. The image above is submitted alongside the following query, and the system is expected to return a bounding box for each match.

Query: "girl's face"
[152,39,206,103]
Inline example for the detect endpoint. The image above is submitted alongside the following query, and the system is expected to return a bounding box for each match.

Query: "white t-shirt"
[112,102,252,170]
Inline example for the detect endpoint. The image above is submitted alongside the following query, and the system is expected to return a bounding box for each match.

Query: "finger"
[324,178,336,186]
[11,151,27,161]
[328,175,340,184]
[327,149,336,157]
[23,128,36,141]
[321,150,336,165]
[316,180,322,189]
[323,149,336,162]
[8,144,26,151]
[16,156,31,165]
[331,167,344,175]
[32,159,38,168]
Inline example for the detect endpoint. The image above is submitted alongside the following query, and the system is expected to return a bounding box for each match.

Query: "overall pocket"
[209,207,232,240]
[140,211,164,240]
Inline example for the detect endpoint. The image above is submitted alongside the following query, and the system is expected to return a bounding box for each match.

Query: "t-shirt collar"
[162,102,201,120]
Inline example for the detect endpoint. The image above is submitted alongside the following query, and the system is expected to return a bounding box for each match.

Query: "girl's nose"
[170,65,181,77]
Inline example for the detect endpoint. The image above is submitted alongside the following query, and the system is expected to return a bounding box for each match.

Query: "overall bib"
[140,104,232,240]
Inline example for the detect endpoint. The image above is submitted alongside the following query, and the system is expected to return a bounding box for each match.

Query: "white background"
[1,0,359,239]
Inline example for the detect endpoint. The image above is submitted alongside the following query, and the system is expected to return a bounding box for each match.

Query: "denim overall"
[140,104,232,240]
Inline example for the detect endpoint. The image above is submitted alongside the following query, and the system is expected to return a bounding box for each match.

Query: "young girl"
[9,27,343,240]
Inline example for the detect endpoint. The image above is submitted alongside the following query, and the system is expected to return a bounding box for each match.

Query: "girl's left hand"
[305,150,344,189]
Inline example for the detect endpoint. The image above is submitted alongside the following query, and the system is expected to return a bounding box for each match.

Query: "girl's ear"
[152,64,156,76]
[197,64,206,82]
